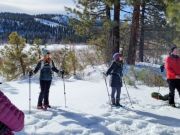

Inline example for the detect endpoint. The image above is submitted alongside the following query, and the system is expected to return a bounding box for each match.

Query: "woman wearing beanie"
[29,48,64,110]
[105,53,123,106]
[165,45,180,107]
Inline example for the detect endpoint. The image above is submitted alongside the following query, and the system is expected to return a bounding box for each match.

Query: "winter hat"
[170,45,177,53]
[113,53,122,61]
[42,48,50,56]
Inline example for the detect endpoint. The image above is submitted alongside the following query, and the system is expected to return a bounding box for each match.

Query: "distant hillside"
[0,12,85,44]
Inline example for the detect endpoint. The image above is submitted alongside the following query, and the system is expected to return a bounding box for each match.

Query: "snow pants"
[167,79,180,104]
[38,80,52,106]
[111,87,121,101]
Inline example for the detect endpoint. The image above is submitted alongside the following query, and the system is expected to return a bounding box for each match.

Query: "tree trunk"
[127,3,140,65]
[105,3,112,63]
[16,43,26,76]
[112,0,120,55]
[139,1,145,62]
[19,57,26,76]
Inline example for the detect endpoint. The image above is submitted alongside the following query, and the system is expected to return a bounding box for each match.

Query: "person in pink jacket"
[0,90,24,135]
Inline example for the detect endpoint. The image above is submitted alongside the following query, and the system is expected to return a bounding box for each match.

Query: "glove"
[60,70,65,75]
[176,75,180,79]
[160,65,164,72]
[29,70,33,77]
[58,70,65,78]
[103,72,107,77]
[0,122,12,135]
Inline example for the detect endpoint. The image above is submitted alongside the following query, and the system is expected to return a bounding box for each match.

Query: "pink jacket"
[0,91,24,132]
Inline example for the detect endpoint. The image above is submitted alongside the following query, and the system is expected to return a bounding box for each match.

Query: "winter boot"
[37,105,44,110]
[115,99,122,107]
[169,103,176,108]
[111,98,116,106]
[43,105,48,111]
[43,104,51,108]
[37,105,47,111]
[46,105,51,108]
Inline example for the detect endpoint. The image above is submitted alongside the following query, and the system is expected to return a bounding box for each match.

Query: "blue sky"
[0,0,75,14]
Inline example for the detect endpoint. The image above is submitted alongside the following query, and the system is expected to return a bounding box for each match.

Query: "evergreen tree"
[0,12,83,44]
[165,0,180,45]
[33,38,42,59]
[0,32,30,80]
[127,0,140,65]
[138,0,146,62]
[165,0,180,30]
[66,0,121,63]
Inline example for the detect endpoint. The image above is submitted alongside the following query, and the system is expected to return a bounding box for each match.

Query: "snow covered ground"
[0,44,89,51]
[0,65,180,135]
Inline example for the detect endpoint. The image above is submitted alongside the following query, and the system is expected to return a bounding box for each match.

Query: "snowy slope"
[1,65,180,135]
[35,18,60,27]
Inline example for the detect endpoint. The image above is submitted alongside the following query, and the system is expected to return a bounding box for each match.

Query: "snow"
[52,16,69,24]
[40,44,89,51]
[1,64,180,135]
[34,18,60,27]
[0,44,90,57]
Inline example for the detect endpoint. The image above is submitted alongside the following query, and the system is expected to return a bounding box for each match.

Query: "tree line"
[66,0,180,64]
[0,12,86,44]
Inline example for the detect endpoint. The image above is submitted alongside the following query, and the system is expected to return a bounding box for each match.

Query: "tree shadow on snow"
[53,107,119,135]
[126,108,180,127]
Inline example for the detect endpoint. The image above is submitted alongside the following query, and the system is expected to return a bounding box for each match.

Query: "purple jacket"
[0,91,24,132]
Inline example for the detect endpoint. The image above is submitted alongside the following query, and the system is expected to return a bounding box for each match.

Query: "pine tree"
[66,0,121,63]
[0,32,30,80]
[33,38,42,59]
[165,0,180,45]
[165,0,180,30]
[127,0,140,65]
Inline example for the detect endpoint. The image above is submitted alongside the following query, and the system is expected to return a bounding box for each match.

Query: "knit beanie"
[113,53,122,61]
[170,45,177,53]
[42,48,50,56]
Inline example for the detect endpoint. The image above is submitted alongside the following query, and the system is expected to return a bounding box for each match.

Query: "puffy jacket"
[106,61,123,87]
[0,91,24,133]
[165,54,180,79]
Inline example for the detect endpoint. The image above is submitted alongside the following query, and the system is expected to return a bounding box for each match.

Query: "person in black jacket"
[105,53,123,106]
[29,48,64,110]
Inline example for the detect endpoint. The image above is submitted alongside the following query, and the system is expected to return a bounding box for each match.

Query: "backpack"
[151,92,169,101]
[40,60,54,80]
[40,60,53,70]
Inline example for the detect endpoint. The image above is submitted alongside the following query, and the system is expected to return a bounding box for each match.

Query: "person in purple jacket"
[105,53,124,106]
[0,90,24,135]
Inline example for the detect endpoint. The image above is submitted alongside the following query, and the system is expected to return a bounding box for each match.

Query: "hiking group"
[0,45,180,134]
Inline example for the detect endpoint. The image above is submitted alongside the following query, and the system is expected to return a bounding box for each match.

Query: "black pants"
[167,79,180,104]
[38,80,52,106]
[111,87,121,100]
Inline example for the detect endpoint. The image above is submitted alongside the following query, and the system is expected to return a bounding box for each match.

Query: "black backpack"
[151,92,169,101]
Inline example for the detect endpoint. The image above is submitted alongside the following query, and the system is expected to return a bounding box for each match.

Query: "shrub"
[123,66,137,87]
[136,69,166,87]
[124,66,167,87]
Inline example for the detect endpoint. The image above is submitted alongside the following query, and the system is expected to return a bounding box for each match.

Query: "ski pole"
[103,75,112,107]
[157,81,161,100]
[122,78,133,108]
[29,74,31,114]
[62,74,67,108]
